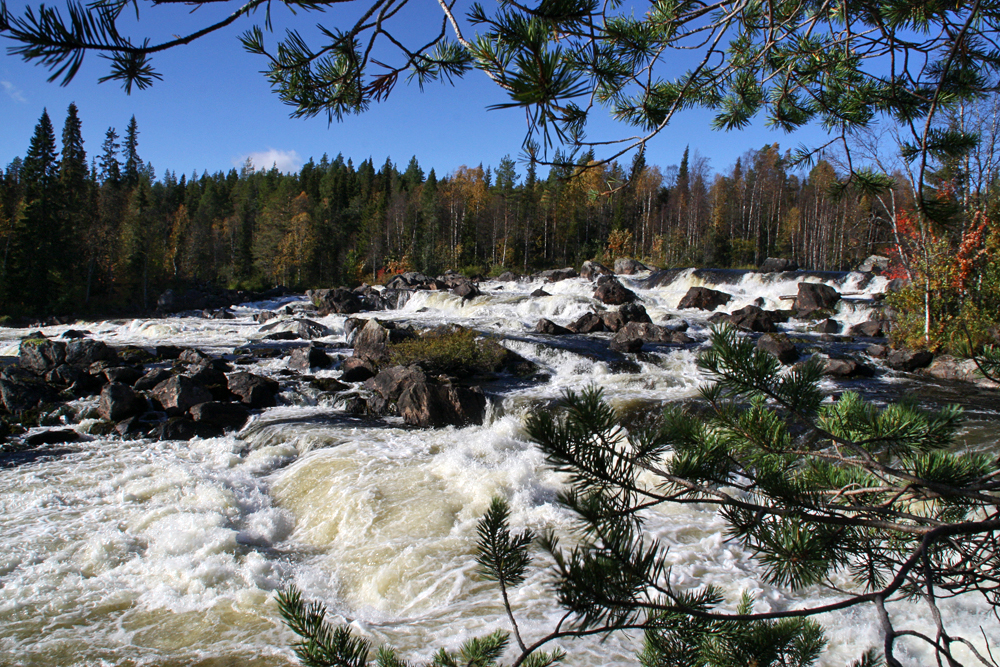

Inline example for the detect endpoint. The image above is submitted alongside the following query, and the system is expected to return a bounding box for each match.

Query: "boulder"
[609,332,644,353]
[866,344,890,359]
[887,349,933,372]
[530,288,551,297]
[453,281,481,301]
[134,368,175,392]
[568,312,606,334]
[156,345,184,360]
[602,303,652,332]
[19,337,66,374]
[151,375,214,414]
[352,319,393,364]
[924,355,989,384]
[0,366,58,413]
[297,319,333,340]
[370,365,428,402]
[813,318,842,334]
[793,283,840,315]
[593,276,638,305]
[495,271,520,282]
[539,267,578,282]
[226,372,280,409]
[178,348,211,365]
[677,286,732,311]
[580,260,613,281]
[756,334,799,364]
[535,318,573,336]
[189,401,250,430]
[308,287,362,315]
[65,338,116,367]
[823,357,874,378]
[98,383,145,422]
[288,345,333,371]
[397,381,487,427]
[759,257,799,272]
[341,357,377,382]
[159,417,207,441]
[614,258,655,275]
[25,428,81,446]
[728,305,780,333]
[849,320,885,337]
[103,366,143,386]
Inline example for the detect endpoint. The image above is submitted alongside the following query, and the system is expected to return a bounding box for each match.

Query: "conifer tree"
[123,115,141,188]
[59,102,89,303]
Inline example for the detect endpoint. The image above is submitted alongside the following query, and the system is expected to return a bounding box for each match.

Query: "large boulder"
[397,381,487,427]
[593,276,638,305]
[849,320,886,337]
[452,281,481,301]
[308,287,362,315]
[887,349,933,372]
[677,287,732,311]
[288,345,333,371]
[369,365,428,402]
[340,357,376,382]
[98,383,145,422]
[352,319,393,365]
[728,305,780,333]
[227,372,280,409]
[19,336,66,374]
[65,339,117,367]
[793,283,840,316]
[614,258,656,275]
[535,318,573,335]
[756,334,799,364]
[495,271,520,282]
[539,267,578,282]
[858,255,891,273]
[190,401,251,430]
[568,312,606,334]
[580,260,613,281]
[151,376,214,414]
[759,257,799,272]
[601,303,652,332]
[0,366,58,413]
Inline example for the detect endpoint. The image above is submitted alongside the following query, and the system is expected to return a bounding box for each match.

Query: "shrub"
[388,326,510,377]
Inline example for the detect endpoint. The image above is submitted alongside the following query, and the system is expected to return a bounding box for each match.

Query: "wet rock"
[255,311,277,324]
[159,417,204,441]
[887,349,934,372]
[60,329,89,339]
[849,320,885,337]
[813,318,842,334]
[188,362,233,401]
[98,383,145,422]
[118,346,154,365]
[866,344,889,359]
[190,401,250,430]
[397,381,487,427]
[601,303,652,333]
[496,271,520,282]
[728,305,780,333]
[923,355,991,384]
[759,257,799,272]
[453,281,481,301]
[823,357,874,378]
[25,428,81,445]
[178,348,211,365]
[614,258,656,275]
[535,318,573,335]
[44,365,101,397]
[263,330,300,341]
[308,377,350,393]
[134,368,174,392]
[65,339,116,367]
[341,357,377,382]
[677,286,732,311]
[226,372,280,409]
[568,312,605,334]
[580,260,613,281]
[609,334,644,353]
[352,319,393,365]
[530,288,551,297]
[116,413,164,440]
[308,287,363,315]
[539,267,578,282]
[155,345,184,360]
[379,288,411,310]
[370,365,429,402]
[0,366,58,413]
[593,276,638,305]
[103,366,143,386]
[151,376,214,415]
[757,334,799,364]
[19,336,66,374]
[288,345,333,371]
[793,283,841,316]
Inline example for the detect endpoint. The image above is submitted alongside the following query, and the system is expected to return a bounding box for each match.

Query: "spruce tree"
[123,115,141,188]
[59,102,89,304]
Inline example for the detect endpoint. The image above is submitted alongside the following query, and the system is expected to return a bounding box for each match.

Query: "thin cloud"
[235,149,302,174]
[2,81,27,103]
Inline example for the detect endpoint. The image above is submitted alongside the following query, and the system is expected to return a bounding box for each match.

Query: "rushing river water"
[0,269,997,666]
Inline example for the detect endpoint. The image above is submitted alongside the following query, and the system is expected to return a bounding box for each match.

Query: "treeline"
[1,104,904,317]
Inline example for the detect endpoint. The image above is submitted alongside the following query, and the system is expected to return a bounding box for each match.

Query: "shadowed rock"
[677,286,732,311]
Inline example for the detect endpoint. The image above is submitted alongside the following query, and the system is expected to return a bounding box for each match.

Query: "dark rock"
[668,331,694,344]
[151,376,214,415]
[19,337,67,374]
[308,287,363,315]
[677,286,732,311]
[453,282,481,301]
[227,372,280,409]
[568,312,606,334]
[866,344,889,359]
[178,349,211,365]
[609,334,644,353]
[118,346,154,365]
[593,276,638,305]
[341,357,377,382]
[535,318,573,335]
[159,417,203,441]
[379,288,411,310]
[190,402,250,430]
[614,258,655,275]
[188,362,233,401]
[308,377,350,393]
[813,318,842,334]
[397,381,487,427]
[64,339,116,367]
[98,383,145,422]
[60,329,89,339]
[530,289,551,297]
[496,271,520,282]
[887,349,933,372]
[823,357,874,378]
[255,311,277,324]
[793,283,841,315]
[728,305,780,333]
[288,345,333,371]
[539,267,578,282]
[756,334,799,364]
[263,331,300,341]
[26,428,81,445]
[759,257,799,272]
[849,320,885,337]
[156,345,184,360]
[0,367,58,413]
[135,368,174,392]
[602,303,652,332]
[707,312,730,325]
[370,365,429,402]
[352,319,395,365]
[103,366,143,386]
[116,413,164,440]
[580,260,613,281]
[384,272,433,289]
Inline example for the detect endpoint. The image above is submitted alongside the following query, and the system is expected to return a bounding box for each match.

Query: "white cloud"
[2,81,27,103]
[234,149,302,174]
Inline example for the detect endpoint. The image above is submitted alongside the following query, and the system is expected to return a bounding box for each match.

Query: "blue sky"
[1,0,836,180]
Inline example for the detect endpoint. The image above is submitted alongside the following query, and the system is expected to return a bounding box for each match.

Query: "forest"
[0,102,969,319]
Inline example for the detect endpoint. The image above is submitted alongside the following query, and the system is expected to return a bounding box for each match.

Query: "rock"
[297,319,333,340]
[593,276,638,305]
[226,372,280,409]
[397,381,487,427]
[98,383,145,422]
[823,357,874,378]
[178,349,211,365]
[858,255,891,273]
[793,283,841,315]
[118,346,154,365]
[759,257,799,272]
[530,288,551,297]
[866,344,889,359]
[25,428,81,445]
[0,367,58,413]
[495,271,520,282]
[535,318,573,335]
[309,377,350,393]
[255,311,277,324]
[677,286,732,311]
[190,401,250,430]
[728,305,780,333]
[188,362,233,401]
[813,318,842,334]
[539,267,578,282]
[580,260,613,281]
[19,336,66,374]
[116,413,164,440]
[151,376,214,415]
[370,365,428,402]
[44,365,101,397]
[159,417,205,441]
[384,272,438,290]
[60,329,89,339]
[849,320,885,337]
[453,281,481,301]
[156,345,184,360]
[609,334,644,353]
[379,288,411,310]
[341,357,377,382]
[602,303,652,332]
[887,349,934,372]
[263,330,300,341]
[134,368,174,392]
[352,319,393,365]
[308,287,363,315]
[65,339,116,367]
[614,258,656,275]
[924,355,990,384]
[568,312,606,334]
[288,345,333,371]
[103,366,143,386]
[756,334,799,364]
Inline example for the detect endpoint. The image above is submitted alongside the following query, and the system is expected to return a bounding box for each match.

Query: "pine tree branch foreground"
[278,327,1000,667]
[2,0,999,173]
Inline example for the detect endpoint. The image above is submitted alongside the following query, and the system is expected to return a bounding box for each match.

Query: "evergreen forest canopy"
[0,103,928,319]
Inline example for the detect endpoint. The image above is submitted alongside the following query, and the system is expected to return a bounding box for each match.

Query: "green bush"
[389,326,510,377]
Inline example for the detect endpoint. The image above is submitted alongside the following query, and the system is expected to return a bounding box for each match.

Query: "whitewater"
[0,269,996,666]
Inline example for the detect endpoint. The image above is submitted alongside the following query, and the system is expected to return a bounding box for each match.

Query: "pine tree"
[59,102,89,304]
[122,115,141,188]
[99,127,121,186]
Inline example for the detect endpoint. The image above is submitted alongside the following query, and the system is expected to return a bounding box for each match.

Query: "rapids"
[0,269,996,666]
